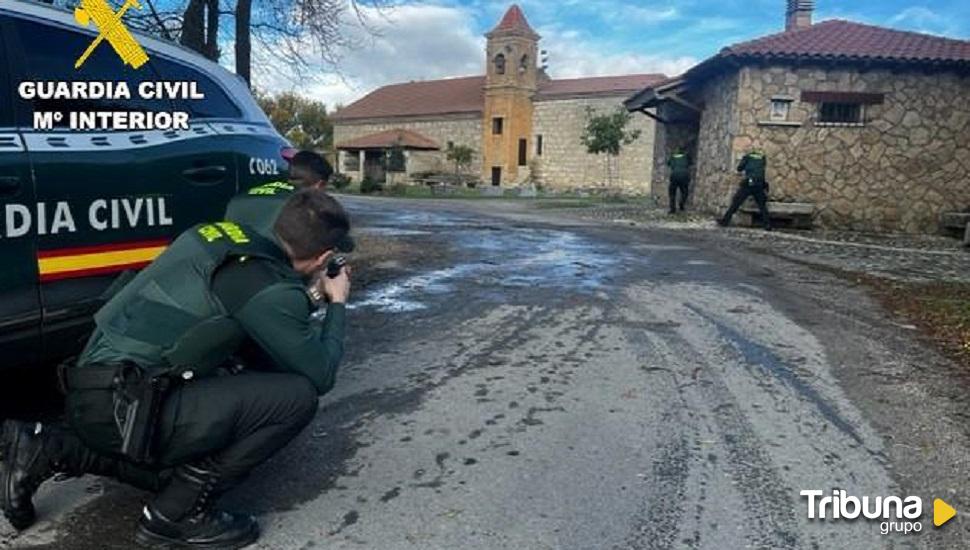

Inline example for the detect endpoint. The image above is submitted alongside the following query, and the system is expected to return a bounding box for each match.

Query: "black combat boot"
[1,420,70,530]
[2,419,160,531]
[135,463,259,549]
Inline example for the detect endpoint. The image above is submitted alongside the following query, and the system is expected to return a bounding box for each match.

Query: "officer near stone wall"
[1,190,352,549]
[718,149,772,230]
[667,148,691,214]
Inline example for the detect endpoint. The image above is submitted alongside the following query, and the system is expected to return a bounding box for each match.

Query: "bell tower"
[482,5,539,186]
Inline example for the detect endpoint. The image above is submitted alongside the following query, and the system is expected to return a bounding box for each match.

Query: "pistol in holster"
[113,364,173,464]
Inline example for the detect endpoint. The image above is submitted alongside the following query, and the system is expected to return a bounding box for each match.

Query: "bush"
[329,173,351,190]
[360,177,383,194]
[387,182,408,196]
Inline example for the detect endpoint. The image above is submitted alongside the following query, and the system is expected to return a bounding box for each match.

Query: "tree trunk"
[235,0,253,87]
[180,0,205,54]
[202,0,219,61]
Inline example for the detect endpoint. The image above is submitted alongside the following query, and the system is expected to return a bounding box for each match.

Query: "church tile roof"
[332,73,668,121]
[335,128,440,150]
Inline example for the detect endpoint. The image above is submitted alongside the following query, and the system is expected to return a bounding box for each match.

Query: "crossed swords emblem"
[74,0,149,69]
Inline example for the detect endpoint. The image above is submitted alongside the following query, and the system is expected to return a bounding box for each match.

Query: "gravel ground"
[5,196,970,550]
[559,203,970,283]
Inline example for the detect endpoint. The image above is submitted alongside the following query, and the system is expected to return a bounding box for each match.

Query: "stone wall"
[728,65,970,233]
[333,115,482,183]
[690,71,742,212]
[532,95,655,194]
[651,102,700,206]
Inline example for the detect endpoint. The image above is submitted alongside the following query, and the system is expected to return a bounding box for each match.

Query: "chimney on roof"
[785,0,814,31]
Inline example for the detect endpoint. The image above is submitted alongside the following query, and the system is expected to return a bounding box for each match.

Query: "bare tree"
[180,0,218,60]
[38,0,388,89]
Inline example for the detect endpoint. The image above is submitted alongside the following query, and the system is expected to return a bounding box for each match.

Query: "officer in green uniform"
[667,148,691,214]
[287,150,332,189]
[718,149,772,230]
[226,151,353,253]
[1,190,351,549]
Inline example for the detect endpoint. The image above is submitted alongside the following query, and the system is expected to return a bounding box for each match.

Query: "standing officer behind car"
[667,148,691,214]
[2,190,351,549]
[718,149,772,230]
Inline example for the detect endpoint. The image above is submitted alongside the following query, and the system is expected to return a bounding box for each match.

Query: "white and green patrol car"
[0,0,291,392]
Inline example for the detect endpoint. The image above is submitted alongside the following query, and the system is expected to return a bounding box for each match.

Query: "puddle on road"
[347,205,624,313]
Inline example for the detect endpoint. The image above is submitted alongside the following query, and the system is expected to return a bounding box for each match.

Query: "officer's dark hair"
[274,189,350,260]
[290,150,333,185]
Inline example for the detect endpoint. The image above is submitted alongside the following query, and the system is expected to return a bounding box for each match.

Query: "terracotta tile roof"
[714,19,970,66]
[333,73,669,121]
[488,4,538,37]
[331,76,486,121]
[537,74,667,99]
[626,20,970,110]
[336,128,440,150]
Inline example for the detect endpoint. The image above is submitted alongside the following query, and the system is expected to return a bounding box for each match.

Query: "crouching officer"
[667,148,691,214]
[1,190,351,549]
[718,149,772,230]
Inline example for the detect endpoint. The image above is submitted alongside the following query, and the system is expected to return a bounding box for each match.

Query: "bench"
[940,212,970,242]
[740,201,816,229]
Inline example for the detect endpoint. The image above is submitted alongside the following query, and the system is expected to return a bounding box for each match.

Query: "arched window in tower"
[494,53,506,75]
[519,54,529,73]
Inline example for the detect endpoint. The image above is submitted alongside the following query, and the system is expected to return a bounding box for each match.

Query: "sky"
[254,0,970,108]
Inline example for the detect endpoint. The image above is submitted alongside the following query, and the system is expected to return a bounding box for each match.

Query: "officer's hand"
[321,265,351,304]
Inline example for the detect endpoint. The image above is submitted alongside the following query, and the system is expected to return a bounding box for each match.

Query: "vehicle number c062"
[249,157,279,176]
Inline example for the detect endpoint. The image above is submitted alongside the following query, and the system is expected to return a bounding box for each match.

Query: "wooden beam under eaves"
[639,108,668,124]
[664,93,703,114]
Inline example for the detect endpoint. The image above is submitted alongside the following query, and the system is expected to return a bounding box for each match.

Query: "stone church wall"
[532,95,655,194]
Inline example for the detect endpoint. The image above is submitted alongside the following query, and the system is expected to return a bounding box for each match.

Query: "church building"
[332,5,664,192]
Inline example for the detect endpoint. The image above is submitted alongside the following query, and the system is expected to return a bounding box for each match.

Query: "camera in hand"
[326,256,347,278]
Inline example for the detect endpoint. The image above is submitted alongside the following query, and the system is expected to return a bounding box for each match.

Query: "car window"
[150,56,242,120]
[0,15,13,127]
[9,16,171,128]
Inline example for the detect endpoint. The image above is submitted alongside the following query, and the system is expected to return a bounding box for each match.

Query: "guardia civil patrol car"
[0,0,292,378]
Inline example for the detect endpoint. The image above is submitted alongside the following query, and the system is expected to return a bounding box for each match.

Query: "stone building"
[331,5,663,192]
[626,0,970,233]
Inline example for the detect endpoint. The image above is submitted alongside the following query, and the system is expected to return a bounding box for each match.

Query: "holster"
[63,362,175,465]
[115,365,172,464]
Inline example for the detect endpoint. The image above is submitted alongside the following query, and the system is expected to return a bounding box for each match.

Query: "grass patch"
[533,200,597,209]
[868,279,970,367]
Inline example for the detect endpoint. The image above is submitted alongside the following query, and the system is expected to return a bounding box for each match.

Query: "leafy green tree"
[256,92,332,151]
[446,144,475,186]
[581,107,641,186]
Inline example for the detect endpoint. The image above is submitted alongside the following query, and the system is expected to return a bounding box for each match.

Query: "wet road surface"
[4,196,970,549]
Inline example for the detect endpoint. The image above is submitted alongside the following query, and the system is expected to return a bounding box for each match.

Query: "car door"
[148,55,244,217]
[5,15,234,361]
[0,15,41,370]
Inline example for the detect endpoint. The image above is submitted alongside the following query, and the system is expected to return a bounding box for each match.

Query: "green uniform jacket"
[78,220,345,395]
[668,153,690,179]
[224,181,296,241]
[737,152,767,184]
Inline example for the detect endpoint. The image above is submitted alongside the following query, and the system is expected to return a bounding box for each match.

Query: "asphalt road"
[4,196,970,549]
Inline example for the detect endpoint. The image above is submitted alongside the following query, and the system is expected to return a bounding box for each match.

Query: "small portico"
[335,128,441,184]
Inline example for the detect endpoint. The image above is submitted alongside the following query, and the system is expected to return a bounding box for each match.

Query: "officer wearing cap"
[2,190,352,549]
[667,148,691,214]
[718,149,772,230]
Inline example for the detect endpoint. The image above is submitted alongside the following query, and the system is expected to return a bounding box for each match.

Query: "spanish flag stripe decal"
[37,241,169,282]
[37,239,170,259]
